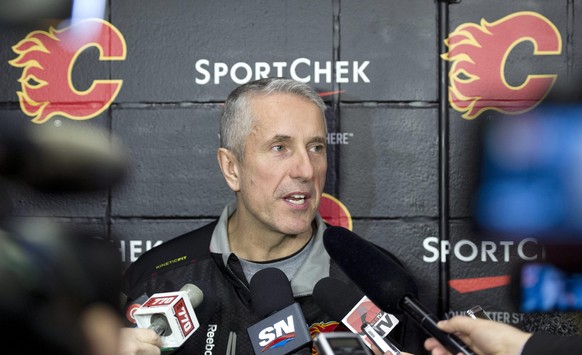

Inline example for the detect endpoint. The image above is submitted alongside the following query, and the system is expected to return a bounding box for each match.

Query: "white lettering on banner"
[422,237,540,263]
[447,311,524,325]
[194,58,371,85]
[119,240,163,262]
[205,324,217,355]
[327,132,353,145]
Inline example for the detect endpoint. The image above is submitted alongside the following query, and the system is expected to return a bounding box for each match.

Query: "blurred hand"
[424,316,532,355]
[81,304,123,355]
[118,327,162,355]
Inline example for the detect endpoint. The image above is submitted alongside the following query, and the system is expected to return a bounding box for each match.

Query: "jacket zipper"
[225,264,250,293]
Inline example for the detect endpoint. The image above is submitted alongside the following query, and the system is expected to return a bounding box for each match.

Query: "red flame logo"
[442,11,561,119]
[9,19,127,124]
[309,322,342,355]
[318,193,353,230]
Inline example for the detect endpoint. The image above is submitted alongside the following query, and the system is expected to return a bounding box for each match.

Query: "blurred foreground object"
[0,217,123,354]
[475,103,582,243]
[0,123,129,193]
[0,121,128,353]
[474,83,582,313]
[0,0,73,26]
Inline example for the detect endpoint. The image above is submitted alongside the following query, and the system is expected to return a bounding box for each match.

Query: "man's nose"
[289,149,315,181]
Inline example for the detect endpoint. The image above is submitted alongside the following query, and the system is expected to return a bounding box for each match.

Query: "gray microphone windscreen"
[180,283,204,308]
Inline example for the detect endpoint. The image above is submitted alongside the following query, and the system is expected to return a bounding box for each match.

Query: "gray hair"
[219,77,327,161]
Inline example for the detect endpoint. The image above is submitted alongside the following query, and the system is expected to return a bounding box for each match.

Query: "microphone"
[313,277,402,354]
[323,226,475,355]
[246,268,312,355]
[133,283,203,350]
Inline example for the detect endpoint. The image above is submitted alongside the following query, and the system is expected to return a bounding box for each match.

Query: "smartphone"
[465,305,491,320]
[313,332,372,355]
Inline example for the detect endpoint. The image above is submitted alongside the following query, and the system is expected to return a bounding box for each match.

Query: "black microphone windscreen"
[313,277,363,320]
[323,226,418,314]
[250,267,294,319]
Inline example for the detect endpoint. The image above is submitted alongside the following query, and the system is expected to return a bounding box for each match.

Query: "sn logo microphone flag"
[247,303,311,355]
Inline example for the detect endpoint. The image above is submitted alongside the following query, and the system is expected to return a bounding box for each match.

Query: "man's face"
[235,93,327,236]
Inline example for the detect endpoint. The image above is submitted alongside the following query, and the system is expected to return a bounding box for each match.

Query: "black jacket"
[522,332,582,354]
[122,219,407,354]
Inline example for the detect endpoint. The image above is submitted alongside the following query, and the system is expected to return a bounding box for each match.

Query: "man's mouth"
[285,194,308,205]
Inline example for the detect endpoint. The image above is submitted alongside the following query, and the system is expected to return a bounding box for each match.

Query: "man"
[120,78,405,354]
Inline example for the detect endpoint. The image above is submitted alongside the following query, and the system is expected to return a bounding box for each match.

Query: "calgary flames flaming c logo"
[9,19,126,124]
[319,193,353,231]
[442,11,561,119]
[309,322,342,355]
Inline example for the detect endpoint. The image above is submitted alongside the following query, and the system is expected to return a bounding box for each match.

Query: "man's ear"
[217,148,241,192]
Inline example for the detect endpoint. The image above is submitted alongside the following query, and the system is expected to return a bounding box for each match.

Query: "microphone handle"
[400,295,475,355]
[149,314,170,336]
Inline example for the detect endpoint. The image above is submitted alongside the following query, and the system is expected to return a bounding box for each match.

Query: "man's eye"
[311,144,325,153]
[272,145,284,152]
